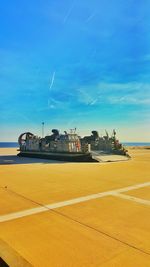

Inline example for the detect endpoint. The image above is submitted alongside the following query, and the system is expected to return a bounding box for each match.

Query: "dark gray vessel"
[17,129,129,162]
[18,129,93,162]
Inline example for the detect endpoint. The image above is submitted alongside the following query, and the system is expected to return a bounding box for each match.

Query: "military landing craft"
[18,129,130,162]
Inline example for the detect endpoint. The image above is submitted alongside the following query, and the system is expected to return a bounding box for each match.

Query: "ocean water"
[0,142,18,148]
[0,142,149,148]
[122,142,150,146]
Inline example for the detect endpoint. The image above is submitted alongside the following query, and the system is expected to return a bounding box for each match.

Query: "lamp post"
[42,122,44,138]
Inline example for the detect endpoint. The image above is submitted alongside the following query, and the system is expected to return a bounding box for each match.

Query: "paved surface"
[0,148,150,267]
[0,181,150,223]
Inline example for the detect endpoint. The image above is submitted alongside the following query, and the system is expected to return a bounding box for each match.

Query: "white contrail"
[63,1,76,23]
[49,71,55,90]
[85,12,96,23]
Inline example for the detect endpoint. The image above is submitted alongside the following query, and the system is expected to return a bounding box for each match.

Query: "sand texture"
[0,147,150,266]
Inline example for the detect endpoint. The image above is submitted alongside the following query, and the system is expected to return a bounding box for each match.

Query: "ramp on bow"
[91,151,130,162]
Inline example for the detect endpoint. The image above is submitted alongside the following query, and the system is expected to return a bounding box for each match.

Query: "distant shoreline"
[0,142,150,148]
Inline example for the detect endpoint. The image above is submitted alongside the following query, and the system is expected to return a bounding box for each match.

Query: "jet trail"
[85,12,96,23]
[63,1,76,23]
[49,71,55,90]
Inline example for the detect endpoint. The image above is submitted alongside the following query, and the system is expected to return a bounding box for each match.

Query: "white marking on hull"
[0,182,150,223]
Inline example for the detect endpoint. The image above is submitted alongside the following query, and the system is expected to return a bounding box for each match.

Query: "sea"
[122,142,150,146]
[0,142,18,148]
[0,142,150,148]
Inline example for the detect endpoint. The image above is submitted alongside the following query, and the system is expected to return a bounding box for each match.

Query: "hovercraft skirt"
[17,151,95,162]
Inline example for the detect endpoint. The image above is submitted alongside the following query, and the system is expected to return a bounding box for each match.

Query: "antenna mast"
[42,122,45,138]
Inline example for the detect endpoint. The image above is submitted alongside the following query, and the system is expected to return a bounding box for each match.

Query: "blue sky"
[0,0,150,141]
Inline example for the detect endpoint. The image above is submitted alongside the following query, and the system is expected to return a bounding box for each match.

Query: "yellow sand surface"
[0,147,150,266]
[124,186,150,200]
[0,148,19,155]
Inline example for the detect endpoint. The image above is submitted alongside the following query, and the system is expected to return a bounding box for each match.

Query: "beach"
[0,147,150,266]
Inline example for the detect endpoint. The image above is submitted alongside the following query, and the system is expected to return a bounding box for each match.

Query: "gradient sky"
[0,0,150,141]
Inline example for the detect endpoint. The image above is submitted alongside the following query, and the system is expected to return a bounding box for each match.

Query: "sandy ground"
[0,147,150,267]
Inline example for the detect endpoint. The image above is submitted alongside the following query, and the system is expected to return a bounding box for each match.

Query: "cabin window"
[0,258,9,267]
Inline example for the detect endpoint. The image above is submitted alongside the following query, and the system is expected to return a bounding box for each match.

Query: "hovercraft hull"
[17,151,95,162]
